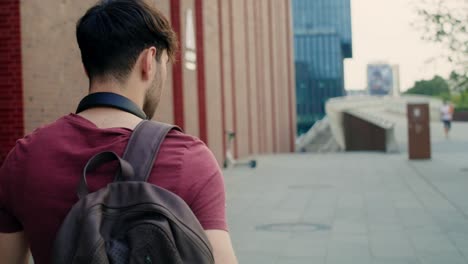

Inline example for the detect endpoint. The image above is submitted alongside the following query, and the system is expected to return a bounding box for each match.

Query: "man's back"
[441,104,453,121]
[0,114,227,264]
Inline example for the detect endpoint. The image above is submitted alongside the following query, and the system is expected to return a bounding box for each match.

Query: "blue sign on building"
[293,0,353,134]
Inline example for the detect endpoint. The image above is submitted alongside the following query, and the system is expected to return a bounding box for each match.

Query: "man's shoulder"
[14,115,73,149]
[1,115,72,175]
[148,127,221,196]
[163,128,208,153]
[160,128,217,171]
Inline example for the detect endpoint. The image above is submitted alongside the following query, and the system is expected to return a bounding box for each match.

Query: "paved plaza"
[226,118,468,263]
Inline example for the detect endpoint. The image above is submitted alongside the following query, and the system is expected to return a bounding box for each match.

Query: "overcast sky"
[344,0,458,91]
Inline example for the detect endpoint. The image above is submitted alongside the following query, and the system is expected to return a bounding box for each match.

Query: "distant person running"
[440,100,454,138]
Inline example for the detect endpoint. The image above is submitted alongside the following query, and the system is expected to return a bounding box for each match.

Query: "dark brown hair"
[76,0,178,82]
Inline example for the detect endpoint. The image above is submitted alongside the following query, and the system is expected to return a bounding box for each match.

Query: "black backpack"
[52,121,215,264]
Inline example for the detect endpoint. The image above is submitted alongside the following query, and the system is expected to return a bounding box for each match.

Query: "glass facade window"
[293,0,352,134]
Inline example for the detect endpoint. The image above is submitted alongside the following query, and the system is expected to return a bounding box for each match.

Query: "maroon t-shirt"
[0,114,227,264]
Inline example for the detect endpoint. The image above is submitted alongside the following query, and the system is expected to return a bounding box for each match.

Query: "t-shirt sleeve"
[181,140,228,231]
[0,147,24,233]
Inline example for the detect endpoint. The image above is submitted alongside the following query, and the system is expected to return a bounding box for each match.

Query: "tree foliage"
[405,73,468,110]
[405,75,450,98]
[415,0,468,90]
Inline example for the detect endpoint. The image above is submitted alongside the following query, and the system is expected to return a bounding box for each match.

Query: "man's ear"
[141,47,157,81]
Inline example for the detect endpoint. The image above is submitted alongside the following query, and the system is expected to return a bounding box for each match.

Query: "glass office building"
[293,0,352,134]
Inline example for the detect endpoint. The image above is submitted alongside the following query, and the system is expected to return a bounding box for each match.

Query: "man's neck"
[89,77,144,109]
[81,77,146,130]
[77,107,143,130]
[79,90,143,130]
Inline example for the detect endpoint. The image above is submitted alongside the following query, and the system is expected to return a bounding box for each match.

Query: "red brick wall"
[0,0,23,164]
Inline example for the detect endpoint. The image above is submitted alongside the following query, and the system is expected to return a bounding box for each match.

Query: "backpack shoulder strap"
[122,120,181,182]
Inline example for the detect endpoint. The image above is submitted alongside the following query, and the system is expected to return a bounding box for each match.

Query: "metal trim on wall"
[170,0,185,129]
[228,0,238,158]
[267,1,278,152]
[217,0,227,158]
[194,0,207,144]
[244,0,253,155]
[285,0,295,152]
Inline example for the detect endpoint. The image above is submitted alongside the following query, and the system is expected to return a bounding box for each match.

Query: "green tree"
[451,91,468,110]
[448,71,468,110]
[415,0,468,90]
[448,71,468,93]
[405,75,450,98]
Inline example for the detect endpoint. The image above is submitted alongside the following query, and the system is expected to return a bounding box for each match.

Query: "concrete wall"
[5,0,297,164]
[20,0,94,133]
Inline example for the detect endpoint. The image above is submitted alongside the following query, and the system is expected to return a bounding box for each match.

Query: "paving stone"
[224,120,468,263]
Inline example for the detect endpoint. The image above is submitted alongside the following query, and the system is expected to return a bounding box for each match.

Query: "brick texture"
[21,1,93,134]
[0,0,24,164]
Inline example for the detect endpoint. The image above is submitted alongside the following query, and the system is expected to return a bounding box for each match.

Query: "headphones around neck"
[76,92,148,120]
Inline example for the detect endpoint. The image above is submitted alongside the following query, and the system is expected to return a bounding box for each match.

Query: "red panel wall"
[195,0,207,144]
[170,0,185,129]
[0,0,23,164]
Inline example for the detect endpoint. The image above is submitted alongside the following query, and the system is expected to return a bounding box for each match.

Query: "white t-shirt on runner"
[440,105,453,121]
